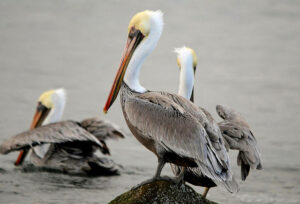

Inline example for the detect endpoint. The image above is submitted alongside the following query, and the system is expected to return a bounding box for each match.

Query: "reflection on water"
[0,0,300,203]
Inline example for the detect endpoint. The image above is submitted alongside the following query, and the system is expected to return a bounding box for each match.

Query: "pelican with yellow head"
[15,88,66,165]
[1,88,125,175]
[103,10,236,190]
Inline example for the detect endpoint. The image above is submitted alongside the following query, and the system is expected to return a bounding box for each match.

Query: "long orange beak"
[15,102,50,166]
[103,28,144,113]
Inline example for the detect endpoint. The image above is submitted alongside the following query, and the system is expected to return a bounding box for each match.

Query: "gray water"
[0,0,300,203]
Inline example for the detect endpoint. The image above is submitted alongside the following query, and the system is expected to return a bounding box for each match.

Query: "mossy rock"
[109,180,217,204]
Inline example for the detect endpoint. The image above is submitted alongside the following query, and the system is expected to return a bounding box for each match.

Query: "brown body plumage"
[120,83,235,187]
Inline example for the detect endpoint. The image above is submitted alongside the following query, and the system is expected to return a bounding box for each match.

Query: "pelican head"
[175,46,197,72]
[175,46,197,102]
[103,10,163,113]
[14,88,66,165]
[31,88,66,129]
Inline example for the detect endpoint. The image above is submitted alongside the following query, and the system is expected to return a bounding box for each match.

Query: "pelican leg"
[132,158,167,189]
[153,157,165,179]
[202,187,210,198]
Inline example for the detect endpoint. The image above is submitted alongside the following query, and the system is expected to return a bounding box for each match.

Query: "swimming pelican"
[0,88,125,175]
[103,10,236,189]
[172,46,262,197]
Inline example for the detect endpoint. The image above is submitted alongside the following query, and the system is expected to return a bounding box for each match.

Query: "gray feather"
[124,91,233,182]
[0,120,103,154]
[216,105,262,180]
[80,117,125,141]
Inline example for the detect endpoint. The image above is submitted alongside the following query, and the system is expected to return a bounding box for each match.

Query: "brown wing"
[199,107,231,167]
[156,92,233,174]
[80,117,125,141]
[125,91,233,182]
[216,105,262,180]
[0,120,108,155]
[157,93,237,191]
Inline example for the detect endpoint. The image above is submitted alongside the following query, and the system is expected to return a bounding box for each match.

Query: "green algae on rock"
[109,180,217,204]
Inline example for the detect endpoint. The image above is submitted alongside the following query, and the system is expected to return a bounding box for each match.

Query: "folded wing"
[125,92,233,183]
[216,105,262,180]
[0,120,107,155]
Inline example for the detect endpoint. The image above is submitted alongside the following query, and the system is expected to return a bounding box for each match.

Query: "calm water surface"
[0,0,300,203]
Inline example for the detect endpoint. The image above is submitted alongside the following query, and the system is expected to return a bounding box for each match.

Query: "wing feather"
[0,121,104,155]
[218,120,262,169]
[156,93,231,171]
[80,117,126,141]
[216,105,262,180]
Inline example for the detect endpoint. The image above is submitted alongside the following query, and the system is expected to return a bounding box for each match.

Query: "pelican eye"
[129,27,137,38]
[37,102,49,112]
[128,27,144,40]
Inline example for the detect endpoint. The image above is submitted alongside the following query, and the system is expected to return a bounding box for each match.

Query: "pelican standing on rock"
[103,10,236,190]
[0,88,125,175]
[172,46,262,197]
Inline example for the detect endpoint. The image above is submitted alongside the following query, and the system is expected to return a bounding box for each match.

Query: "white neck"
[178,57,194,99]
[43,104,64,125]
[124,14,163,93]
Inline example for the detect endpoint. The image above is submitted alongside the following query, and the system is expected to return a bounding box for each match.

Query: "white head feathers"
[42,88,66,125]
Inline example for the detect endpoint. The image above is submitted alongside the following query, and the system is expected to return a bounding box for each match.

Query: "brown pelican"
[103,10,236,190]
[0,88,125,175]
[172,46,262,197]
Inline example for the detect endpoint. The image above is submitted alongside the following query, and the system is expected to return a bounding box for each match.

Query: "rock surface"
[109,180,217,204]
